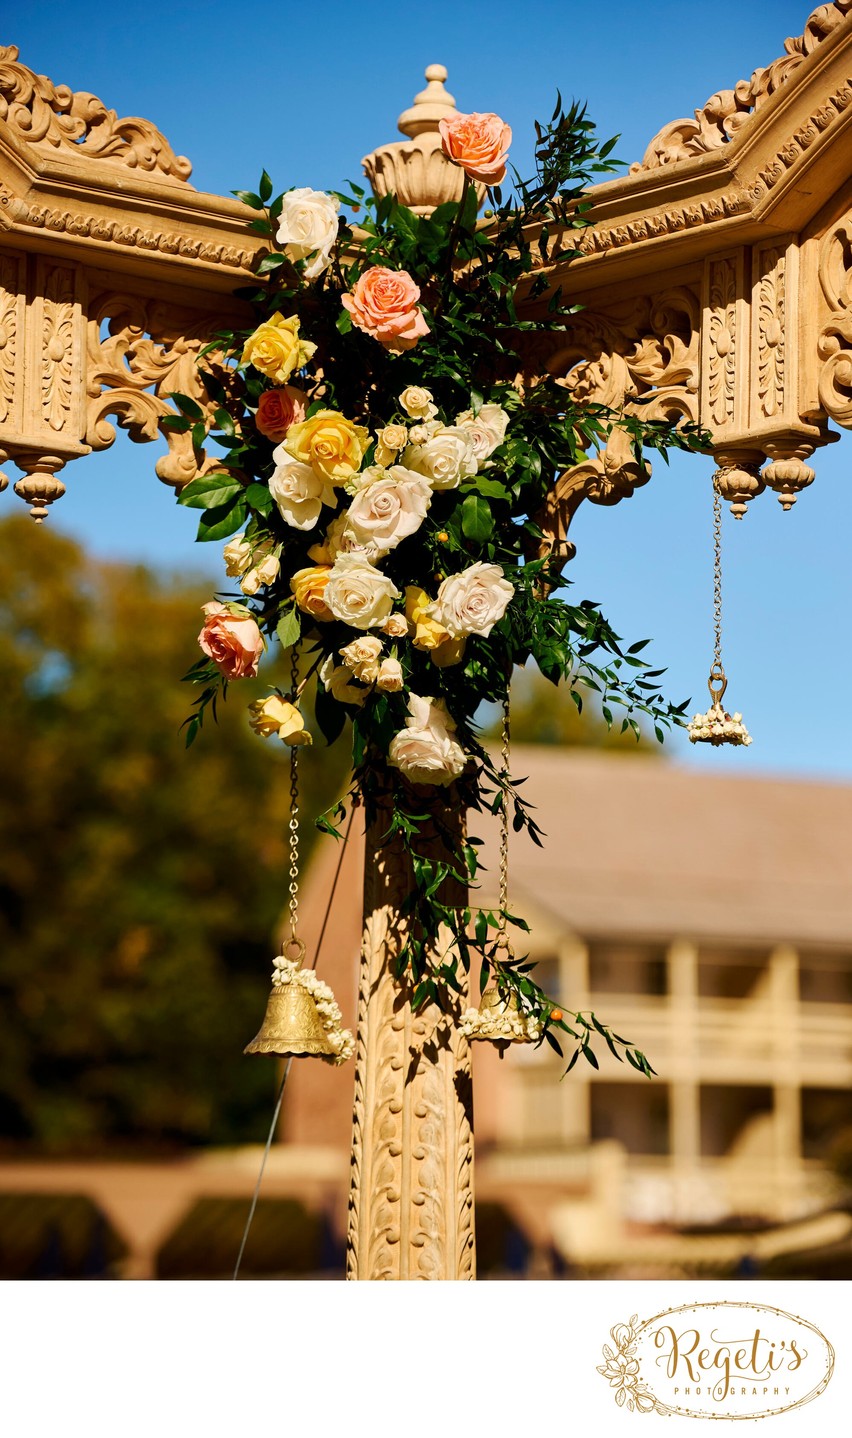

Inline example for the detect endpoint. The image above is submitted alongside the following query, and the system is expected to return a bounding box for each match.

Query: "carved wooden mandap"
[2,3,852,1278]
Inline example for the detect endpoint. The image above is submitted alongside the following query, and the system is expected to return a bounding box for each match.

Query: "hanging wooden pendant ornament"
[244,649,354,1063]
[687,482,753,748]
[461,690,542,1056]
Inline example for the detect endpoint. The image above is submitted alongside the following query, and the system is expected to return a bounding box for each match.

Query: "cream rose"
[382,613,409,638]
[427,562,514,638]
[248,695,312,745]
[388,694,466,787]
[275,187,340,280]
[402,426,478,490]
[269,448,336,530]
[241,312,316,383]
[344,466,432,556]
[374,423,408,467]
[320,655,369,706]
[241,552,281,595]
[376,657,404,692]
[339,634,383,683]
[455,403,510,463]
[323,553,400,629]
[223,534,255,578]
[399,386,437,420]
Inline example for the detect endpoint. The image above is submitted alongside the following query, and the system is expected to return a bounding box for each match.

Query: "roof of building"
[474,750,852,951]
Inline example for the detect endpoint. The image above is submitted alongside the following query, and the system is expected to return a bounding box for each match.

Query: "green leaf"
[196,497,248,542]
[256,253,287,275]
[336,308,353,335]
[259,170,273,203]
[245,483,274,516]
[276,607,301,649]
[315,684,346,745]
[177,473,244,510]
[461,494,494,544]
[233,189,264,209]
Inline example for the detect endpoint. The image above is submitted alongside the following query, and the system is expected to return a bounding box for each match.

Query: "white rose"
[275,187,340,280]
[388,694,466,786]
[399,385,437,420]
[376,657,404,692]
[344,466,432,556]
[374,424,408,468]
[427,561,514,638]
[323,553,400,629]
[403,426,478,490]
[319,655,368,706]
[339,634,383,683]
[254,553,281,586]
[454,403,510,464]
[382,613,409,638]
[269,447,337,530]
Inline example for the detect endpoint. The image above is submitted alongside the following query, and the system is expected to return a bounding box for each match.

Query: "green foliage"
[175,103,710,1068]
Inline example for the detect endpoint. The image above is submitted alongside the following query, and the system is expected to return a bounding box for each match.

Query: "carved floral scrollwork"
[540,287,699,553]
[0,254,20,427]
[0,44,192,183]
[757,248,787,420]
[347,802,474,1281]
[85,294,224,488]
[632,0,852,172]
[707,256,738,429]
[41,265,76,433]
[817,218,852,425]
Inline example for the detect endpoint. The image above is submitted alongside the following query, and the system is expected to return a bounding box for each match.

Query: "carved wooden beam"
[0,43,264,517]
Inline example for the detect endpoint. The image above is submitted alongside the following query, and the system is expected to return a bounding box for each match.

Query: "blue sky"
[7,1,850,778]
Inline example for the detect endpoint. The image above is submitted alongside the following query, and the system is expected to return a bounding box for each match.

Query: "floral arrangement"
[271,953,355,1064]
[170,99,707,1071]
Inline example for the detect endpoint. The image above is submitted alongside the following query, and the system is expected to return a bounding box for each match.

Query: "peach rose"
[341,267,430,354]
[255,386,307,441]
[197,602,264,678]
[439,111,512,185]
[290,566,334,621]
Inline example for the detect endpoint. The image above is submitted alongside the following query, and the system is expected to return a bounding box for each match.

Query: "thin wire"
[233,794,357,1277]
[314,803,357,971]
[233,1059,292,1280]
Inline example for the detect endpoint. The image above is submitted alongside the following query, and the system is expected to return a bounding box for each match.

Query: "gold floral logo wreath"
[596,1316,670,1416]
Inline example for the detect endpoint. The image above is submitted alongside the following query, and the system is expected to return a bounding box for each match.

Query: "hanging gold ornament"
[687,483,753,748]
[461,691,542,1054]
[244,648,354,1062]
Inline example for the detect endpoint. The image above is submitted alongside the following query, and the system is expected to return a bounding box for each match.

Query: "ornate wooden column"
[347,801,475,1280]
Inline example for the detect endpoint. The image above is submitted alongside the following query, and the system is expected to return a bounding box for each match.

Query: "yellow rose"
[430,636,467,667]
[284,409,370,484]
[405,585,450,651]
[290,565,334,621]
[248,695,313,745]
[241,312,316,384]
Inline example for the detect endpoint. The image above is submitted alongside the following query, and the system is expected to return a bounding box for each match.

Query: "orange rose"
[255,386,307,441]
[341,267,430,354]
[439,111,512,185]
[197,602,265,678]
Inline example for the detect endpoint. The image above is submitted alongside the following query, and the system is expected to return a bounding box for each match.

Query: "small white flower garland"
[460,1001,541,1044]
[272,955,355,1063]
[687,703,752,746]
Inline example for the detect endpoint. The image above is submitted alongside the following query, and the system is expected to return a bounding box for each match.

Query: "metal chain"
[287,646,300,941]
[713,483,723,670]
[497,688,510,941]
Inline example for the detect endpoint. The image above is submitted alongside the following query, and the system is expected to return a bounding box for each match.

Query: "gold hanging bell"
[244,981,337,1058]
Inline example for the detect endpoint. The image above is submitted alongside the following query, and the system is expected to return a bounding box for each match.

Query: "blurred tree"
[0,516,348,1151]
